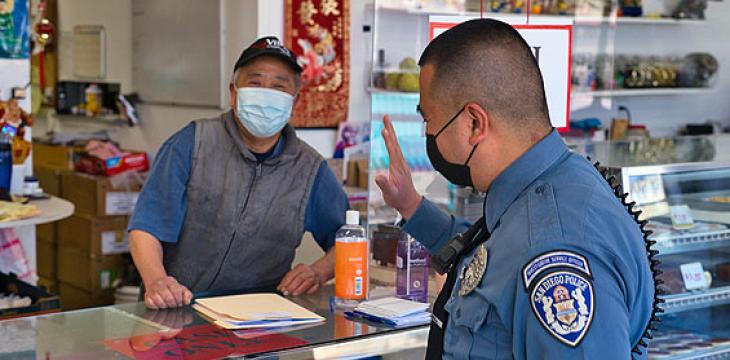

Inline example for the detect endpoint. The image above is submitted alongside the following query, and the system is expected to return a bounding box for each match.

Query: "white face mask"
[235,87,294,138]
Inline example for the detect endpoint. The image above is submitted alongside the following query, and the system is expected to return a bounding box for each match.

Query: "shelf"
[660,286,730,315]
[571,88,714,97]
[375,4,705,26]
[370,87,715,100]
[657,343,730,360]
[0,196,75,229]
[654,229,730,255]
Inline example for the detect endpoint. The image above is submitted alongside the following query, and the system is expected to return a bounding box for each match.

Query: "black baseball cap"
[234,36,302,74]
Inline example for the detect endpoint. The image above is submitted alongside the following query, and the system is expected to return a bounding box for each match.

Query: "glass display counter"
[0,286,428,359]
[610,161,730,359]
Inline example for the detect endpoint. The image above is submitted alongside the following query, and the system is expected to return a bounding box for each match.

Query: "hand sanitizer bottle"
[334,210,368,308]
[396,232,429,303]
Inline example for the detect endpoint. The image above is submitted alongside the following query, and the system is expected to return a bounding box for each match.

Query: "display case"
[611,161,730,359]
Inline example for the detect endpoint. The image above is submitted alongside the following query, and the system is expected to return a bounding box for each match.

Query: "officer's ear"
[465,102,490,146]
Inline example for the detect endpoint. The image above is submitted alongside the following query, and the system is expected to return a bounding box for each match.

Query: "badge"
[530,270,594,347]
[459,244,488,296]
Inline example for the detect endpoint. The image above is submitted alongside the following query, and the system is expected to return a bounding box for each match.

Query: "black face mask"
[426,106,479,187]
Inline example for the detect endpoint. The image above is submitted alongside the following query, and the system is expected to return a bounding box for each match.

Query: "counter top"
[0,286,430,359]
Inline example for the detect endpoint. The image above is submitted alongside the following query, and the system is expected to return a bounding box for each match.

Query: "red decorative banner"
[284,0,350,128]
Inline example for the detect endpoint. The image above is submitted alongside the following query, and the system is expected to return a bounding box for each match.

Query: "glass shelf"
[660,286,730,315]
[653,229,730,255]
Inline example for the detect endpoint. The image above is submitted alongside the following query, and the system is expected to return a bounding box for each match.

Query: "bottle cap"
[346,210,359,225]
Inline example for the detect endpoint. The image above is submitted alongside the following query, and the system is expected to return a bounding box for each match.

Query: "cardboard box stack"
[58,171,140,310]
[33,142,77,298]
[33,142,142,310]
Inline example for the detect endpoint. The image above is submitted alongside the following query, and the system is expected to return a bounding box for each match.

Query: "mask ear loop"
[464,143,479,166]
[435,107,466,137]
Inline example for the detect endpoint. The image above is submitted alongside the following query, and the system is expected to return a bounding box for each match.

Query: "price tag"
[680,262,706,291]
[670,205,695,230]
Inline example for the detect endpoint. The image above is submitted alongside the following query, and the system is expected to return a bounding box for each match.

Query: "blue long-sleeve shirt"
[402,130,654,359]
[128,123,348,251]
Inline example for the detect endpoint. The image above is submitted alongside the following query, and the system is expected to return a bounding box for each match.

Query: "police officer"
[375,19,656,358]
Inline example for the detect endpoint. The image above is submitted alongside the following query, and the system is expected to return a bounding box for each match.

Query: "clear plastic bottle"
[334,210,368,308]
[396,232,429,303]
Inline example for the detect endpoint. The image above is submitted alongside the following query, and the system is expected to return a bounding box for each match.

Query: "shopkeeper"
[376,19,656,358]
[128,37,348,310]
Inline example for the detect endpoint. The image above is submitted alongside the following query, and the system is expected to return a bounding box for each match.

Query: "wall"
[57,0,133,91]
[45,0,346,158]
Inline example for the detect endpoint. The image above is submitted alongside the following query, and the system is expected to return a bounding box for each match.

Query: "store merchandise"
[0,200,38,222]
[396,232,429,303]
[74,140,150,177]
[573,53,718,92]
[0,134,11,192]
[335,210,368,307]
[56,81,120,116]
[649,330,730,358]
[379,57,420,93]
[0,294,31,310]
[717,263,730,281]
[673,0,707,19]
[0,272,59,318]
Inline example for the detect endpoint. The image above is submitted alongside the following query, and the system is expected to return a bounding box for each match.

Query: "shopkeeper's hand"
[375,115,422,220]
[144,276,193,309]
[278,264,326,297]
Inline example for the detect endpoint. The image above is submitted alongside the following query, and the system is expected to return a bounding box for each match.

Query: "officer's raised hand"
[375,115,423,220]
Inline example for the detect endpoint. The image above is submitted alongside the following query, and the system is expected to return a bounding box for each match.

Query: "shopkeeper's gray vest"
[162,111,322,293]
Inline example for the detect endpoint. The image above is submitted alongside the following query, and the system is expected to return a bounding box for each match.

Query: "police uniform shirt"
[404,130,654,359]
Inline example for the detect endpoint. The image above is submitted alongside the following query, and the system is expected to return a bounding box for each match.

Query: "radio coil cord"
[590,159,665,358]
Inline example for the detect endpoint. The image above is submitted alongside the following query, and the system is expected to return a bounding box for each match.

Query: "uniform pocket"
[446,293,491,331]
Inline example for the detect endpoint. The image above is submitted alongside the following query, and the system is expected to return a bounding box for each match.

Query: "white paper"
[101,231,129,255]
[105,192,140,215]
[680,262,705,291]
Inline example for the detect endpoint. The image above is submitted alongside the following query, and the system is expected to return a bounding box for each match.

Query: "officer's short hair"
[419,19,551,132]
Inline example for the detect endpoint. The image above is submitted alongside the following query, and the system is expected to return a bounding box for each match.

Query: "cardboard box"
[36,240,57,279]
[0,272,60,319]
[33,166,64,197]
[58,282,115,310]
[58,247,125,292]
[61,171,142,217]
[74,152,150,177]
[32,142,81,171]
[37,276,58,295]
[36,223,56,244]
[58,214,129,256]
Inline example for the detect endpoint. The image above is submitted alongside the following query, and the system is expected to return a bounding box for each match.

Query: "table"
[0,287,430,359]
[0,196,74,229]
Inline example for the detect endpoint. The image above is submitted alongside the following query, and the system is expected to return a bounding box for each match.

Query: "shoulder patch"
[523,251,591,290]
[530,270,594,347]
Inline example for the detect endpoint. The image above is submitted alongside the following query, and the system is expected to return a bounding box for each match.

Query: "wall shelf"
[375,4,706,26]
[572,88,714,97]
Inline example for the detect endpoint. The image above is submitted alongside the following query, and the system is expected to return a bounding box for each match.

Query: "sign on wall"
[429,16,573,130]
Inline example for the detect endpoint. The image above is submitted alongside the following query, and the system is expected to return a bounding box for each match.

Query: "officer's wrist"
[400,195,423,221]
